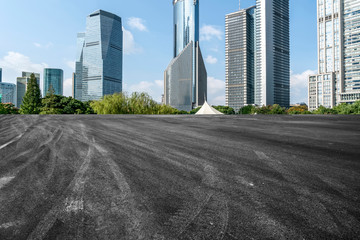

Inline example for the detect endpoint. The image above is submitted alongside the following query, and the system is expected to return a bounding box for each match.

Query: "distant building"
[225,6,256,112]
[225,0,290,110]
[43,68,63,96]
[164,0,207,112]
[72,72,76,98]
[16,72,40,108]
[309,0,360,110]
[0,68,2,82]
[75,10,123,102]
[0,83,16,104]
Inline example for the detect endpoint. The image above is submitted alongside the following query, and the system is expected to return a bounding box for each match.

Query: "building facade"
[0,83,16,104]
[16,72,40,108]
[164,0,207,112]
[225,0,290,110]
[0,68,2,82]
[254,0,290,107]
[75,10,123,102]
[225,7,255,112]
[43,68,63,96]
[309,0,360,110]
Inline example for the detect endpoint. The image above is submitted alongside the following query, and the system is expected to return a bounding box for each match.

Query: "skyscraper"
[43,68,63,96]
[164,0,207,112]
[308,0,360,110]
[254,0,290,107]
[75,10,123,102]
[0,68,2,82]
[225,6,256,112]
[16,72,40,108]
[0,83,16,104]
[225,0,290,109]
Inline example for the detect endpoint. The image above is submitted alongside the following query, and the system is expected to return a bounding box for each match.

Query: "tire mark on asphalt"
[163,164,229,240]
[93,143,150,240]
[27,146,93,240]
[0,134,24,150]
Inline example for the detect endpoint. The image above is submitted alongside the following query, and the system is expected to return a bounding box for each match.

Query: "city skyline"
[0,0,317,105]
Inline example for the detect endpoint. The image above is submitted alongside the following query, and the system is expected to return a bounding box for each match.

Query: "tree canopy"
[20,73,42,114]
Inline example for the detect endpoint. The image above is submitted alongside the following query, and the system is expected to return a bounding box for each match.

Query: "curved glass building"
[44,68,63,96]
[165,0,207,112]
[75,10,123,102]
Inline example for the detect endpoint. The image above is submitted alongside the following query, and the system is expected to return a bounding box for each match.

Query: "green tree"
[239,105,256,114]
[20,73,42,114]
[253,104,286,114]
[287,105,311,114]
[212,105,235,114]
[189,107,201,114]
[91,92,178,115]
[40,94,94,115]
[313,105,337,114]
[0,103,19,114]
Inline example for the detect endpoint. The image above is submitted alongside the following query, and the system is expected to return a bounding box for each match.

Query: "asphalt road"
[0,115,359,240]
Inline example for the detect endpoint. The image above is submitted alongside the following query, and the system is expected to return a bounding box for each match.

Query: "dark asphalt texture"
[0,115,359,240]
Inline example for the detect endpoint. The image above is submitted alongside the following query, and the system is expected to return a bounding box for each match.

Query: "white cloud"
[208,76,225,94]
[124,80,164,102]
[0,52,48,75]
[127,17,148,32]
[205,55,218,64]
[0,52,48,92]
[33,42,53,49]
[200,25,222,41]
[290,69,316,104]
[66,61,75,71]
[207,76,225,106]
[122,27,142,55]
[63,78,73,97]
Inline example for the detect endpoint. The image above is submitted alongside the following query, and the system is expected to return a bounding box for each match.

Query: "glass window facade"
[0,68,2,83]
[75,10,123,102]
[165,0,207,111]
[43,68,63,96]
[0,83,16,104]
[225,7,255,112]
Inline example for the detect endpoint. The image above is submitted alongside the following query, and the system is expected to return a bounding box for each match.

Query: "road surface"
[0,115,359,239]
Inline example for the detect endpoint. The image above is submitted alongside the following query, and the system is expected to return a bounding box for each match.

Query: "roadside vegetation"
[1,73,359,115]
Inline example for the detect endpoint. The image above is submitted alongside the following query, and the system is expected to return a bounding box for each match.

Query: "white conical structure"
[195,101,224,115]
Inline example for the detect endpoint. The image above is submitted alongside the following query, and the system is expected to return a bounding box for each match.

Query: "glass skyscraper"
[225,7,255,112]
[43,68,63,96]
[0,68,2,82]
[16,72,40,108]
[75,10,123,102]
[0,83,16,104]
[254,0,290,107]
[225,0,290,110]
[164,0,207,112]
[308,0,360,110]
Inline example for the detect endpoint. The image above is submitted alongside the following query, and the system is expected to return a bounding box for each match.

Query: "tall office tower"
[16,72,40,108]
[74,10,123,102]
[309,0,360,110]
[43,68,63,96]
[254,0,290,107]
[0,83,16,104]
[164,0,207,112]
[0,68,2,82]
[225,6,256,112]
[72,72,76,98]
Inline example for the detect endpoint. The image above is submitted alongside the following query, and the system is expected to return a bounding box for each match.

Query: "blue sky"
[0,0,317,104]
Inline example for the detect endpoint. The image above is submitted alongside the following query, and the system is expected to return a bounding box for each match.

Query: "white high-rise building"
[309,0,360,110]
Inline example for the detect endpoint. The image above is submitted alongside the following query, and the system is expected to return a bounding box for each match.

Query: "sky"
[0,0,318,105]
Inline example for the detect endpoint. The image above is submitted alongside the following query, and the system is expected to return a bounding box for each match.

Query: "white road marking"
[0,134,23,150]
[0,176,15,189]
